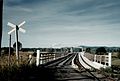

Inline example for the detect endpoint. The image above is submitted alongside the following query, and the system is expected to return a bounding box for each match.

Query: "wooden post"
[8,34,11,66]
[36,50,40,66]
[29,55,32,64]
[40,53,42,64]
[7,21,26,64]
[108,53,111,67]
[94,55,96,62]
[15,26,19,64]
[53,54,55,60]
[100,55,101,64]
[0,0,3,56]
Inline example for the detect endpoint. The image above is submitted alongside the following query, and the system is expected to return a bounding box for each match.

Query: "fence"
[94,53,111,67]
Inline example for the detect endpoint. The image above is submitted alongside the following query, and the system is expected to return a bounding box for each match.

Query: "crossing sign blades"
[18,21,26,27]
[7,22,16,28]
[7,21,26,34]
[8,28,16,34]
[7,21,26,63]
[19,28,26,33]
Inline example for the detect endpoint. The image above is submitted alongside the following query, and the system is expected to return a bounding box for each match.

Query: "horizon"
[2,0,120,48]
[2,45,120,48]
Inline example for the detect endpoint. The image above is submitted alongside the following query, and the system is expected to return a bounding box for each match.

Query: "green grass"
[112,58,120,66]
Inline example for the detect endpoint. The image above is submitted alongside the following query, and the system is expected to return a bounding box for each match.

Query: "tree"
[13,41,22,51]
[86,48,91,53]
[117,48,120,59]
[96,47,107,55]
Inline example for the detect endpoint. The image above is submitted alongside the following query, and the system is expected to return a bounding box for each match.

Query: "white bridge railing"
[35,50,68,66]
[78,52,112,70]
[94,53,111,67]
[36,50,56,66]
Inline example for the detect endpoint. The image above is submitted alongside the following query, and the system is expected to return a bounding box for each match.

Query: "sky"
[2,0,120,48]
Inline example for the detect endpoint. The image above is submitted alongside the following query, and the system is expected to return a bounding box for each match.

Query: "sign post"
[8,21,26,64]
[8,34,11,66]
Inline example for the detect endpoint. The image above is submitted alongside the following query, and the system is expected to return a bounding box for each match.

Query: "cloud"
[2,0,120,47]
[5,0,48,7]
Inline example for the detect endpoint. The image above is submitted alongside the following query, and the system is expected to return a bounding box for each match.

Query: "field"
[0,51,34,68]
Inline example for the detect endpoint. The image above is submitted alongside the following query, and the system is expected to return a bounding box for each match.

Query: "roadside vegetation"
[0,48,36,81]
[0,51,56,81]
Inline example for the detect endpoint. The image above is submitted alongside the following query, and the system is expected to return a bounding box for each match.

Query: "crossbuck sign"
[7,21,26,61]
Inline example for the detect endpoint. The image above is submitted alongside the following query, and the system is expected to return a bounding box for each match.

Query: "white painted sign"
[7,21,26,61]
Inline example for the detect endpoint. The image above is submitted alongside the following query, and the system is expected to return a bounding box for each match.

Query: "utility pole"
[0,0,3,56]
[8,34,11,66]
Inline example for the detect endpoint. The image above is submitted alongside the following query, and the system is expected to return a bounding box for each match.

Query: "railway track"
[74,53,111,81]
[42,53,104,81]
[76,53,101,81]
[23,52,110,81]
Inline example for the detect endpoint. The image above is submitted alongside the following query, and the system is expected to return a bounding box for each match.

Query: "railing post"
[29,55,32,64]
[108,52,111,67]
[94,55,96,62]
[53,54,55,60]
[70,47,73,53]
[36,50,40,66]
[100,55,101,64]
[40,53,42,64]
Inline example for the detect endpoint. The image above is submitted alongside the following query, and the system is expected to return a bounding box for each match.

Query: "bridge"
[34,47,111,69]
[25,47,112,81]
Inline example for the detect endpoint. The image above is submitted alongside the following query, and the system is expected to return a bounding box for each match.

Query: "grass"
[112,58,120,66]
[0,52,33,80]
[1,51,60,81]
[0,52,56,81]
[0,51,34,67]
[0,63,56,81]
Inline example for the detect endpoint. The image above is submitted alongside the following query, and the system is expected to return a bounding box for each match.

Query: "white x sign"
[7,21,26,62]
[8,21,26,34]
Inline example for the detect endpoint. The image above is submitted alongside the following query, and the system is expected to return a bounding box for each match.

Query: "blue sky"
[2,0,120,48]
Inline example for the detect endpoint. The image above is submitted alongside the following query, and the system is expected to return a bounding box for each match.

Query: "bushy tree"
[117,48,120,59]
[86,48,91,53]
[96,47,107,55]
